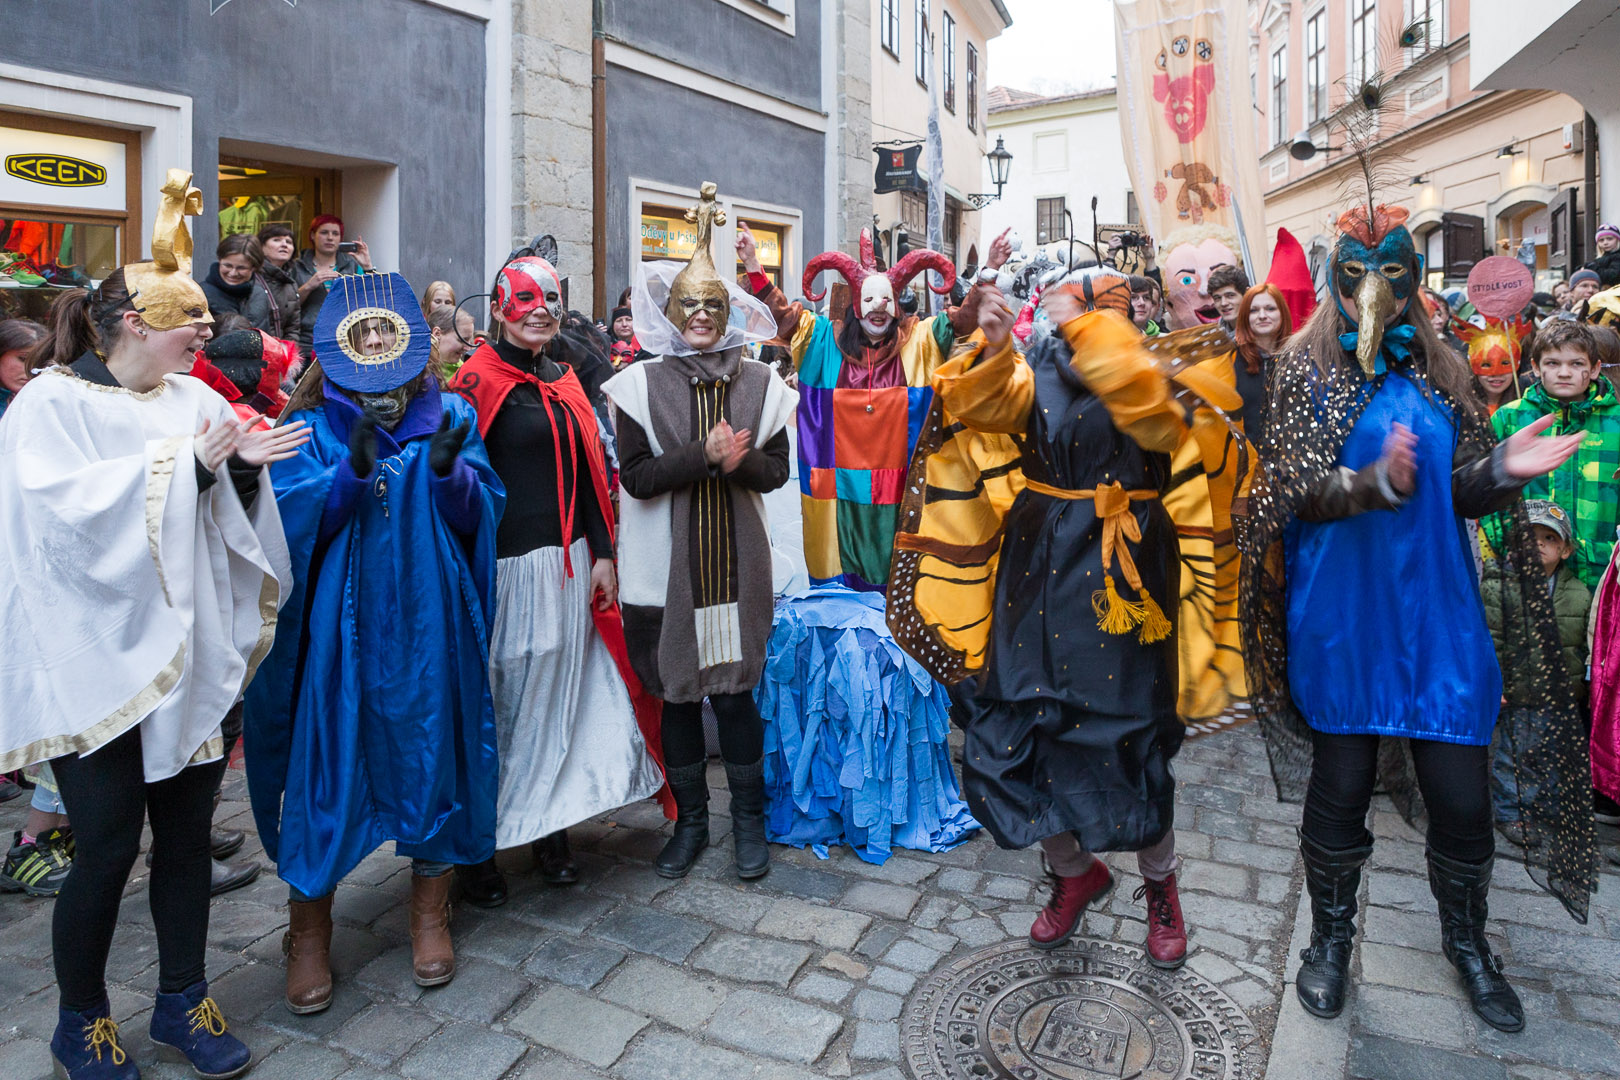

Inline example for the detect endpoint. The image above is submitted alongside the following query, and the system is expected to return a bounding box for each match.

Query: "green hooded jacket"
[1490,376,1620,590]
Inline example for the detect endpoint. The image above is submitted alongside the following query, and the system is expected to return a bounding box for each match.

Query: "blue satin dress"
[244,383,506,898]
[1285,372,1501,745]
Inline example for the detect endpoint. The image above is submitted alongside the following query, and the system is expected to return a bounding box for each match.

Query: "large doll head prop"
[1584,283,1620,332]
[124,169,213,331]
[312,271,430,393]
[493,256,563,325]
[1331,205,1419,376]
[803,228,956,339]
[664,182,732,347]
[1160,225,1239,329]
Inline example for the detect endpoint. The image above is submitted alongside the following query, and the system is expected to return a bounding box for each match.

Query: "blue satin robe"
[1285,372,1501,745]
[244,382,506,898]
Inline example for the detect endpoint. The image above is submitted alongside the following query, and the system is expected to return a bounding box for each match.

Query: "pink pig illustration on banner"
[1153,64,1215,143]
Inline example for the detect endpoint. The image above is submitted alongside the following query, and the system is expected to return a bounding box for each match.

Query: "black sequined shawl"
[1238,338,1597,922]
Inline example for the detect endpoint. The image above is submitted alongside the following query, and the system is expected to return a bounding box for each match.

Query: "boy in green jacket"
[1483,500,1592,843]
[1490,320,1620,590]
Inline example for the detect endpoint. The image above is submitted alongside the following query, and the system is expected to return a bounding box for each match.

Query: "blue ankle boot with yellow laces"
[49,998,138,1080]
[149,981,251,1079]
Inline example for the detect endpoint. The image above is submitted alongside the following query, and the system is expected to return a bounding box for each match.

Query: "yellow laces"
[86,1017,127,1064]
[187,997,229,1037]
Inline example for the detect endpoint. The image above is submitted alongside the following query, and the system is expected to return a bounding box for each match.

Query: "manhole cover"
[902,937,1257,1080]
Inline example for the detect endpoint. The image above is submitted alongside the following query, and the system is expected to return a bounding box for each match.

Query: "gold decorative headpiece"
[665,182,731,332]
[123,169,213,330]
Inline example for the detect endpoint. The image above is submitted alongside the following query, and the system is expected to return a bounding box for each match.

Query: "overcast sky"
[987,0,1118,96]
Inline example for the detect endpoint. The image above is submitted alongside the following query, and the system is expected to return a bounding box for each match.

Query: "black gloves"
[349,412,379,478]
[429,411,471,478]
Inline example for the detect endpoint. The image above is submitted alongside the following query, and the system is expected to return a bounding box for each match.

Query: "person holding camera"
[293,214,372,351]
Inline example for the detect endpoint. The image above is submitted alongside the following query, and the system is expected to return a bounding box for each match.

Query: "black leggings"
[661,692,764,770]
[1302,729,1494,863]
[51,727,225,1010]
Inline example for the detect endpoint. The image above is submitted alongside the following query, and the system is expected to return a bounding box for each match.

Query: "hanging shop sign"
[874,144,926,196]
[0,127,125,213]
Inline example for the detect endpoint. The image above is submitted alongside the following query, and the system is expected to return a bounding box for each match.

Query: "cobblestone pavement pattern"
[0,727,1614,1079]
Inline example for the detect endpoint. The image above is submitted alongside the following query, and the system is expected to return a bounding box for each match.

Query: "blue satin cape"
[1285,372,1500,745]
[244,381,506,898]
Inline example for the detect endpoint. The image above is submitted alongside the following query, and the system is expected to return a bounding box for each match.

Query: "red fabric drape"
[1588,569,1620,802]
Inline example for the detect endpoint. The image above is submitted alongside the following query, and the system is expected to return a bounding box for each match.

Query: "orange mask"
[1456,316,1530,378]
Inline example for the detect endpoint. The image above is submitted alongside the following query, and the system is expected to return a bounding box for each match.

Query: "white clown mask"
[859,275,897,336]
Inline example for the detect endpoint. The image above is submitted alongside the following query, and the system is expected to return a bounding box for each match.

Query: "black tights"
[1303,730,1494,864]
[51,727,224,1010]
[661,692,764,769]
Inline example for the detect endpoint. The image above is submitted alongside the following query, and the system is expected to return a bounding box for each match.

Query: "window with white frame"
[880,0,898,58]
[943,13,956,113]
[1349,0,1376,89]
[915,0,930,86]
[967,43,979,132]
[1270,46,1288,147]
[1408,0,1442,54]
[1306,8,1327,124]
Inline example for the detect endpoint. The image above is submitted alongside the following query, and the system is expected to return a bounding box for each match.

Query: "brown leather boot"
[283,895,334,1014]
[409,872,455,987]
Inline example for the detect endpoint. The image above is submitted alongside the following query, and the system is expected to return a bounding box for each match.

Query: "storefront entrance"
[218,155,340,248]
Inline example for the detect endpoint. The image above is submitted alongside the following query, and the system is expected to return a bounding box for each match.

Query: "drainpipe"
[592,3,608,320]
[1585,112,1599,260]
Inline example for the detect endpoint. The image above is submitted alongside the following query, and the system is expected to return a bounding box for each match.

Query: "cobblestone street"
[0,726,1615,1080]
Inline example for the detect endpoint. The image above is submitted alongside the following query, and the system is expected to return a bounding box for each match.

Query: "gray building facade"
[596,0,833,310]
[0,0,495,305]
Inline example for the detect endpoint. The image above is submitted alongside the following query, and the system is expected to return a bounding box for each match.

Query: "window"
[1269,47,1287,147]
[1306,9,1327,124]
[879,0,898,58]
[915,0,930,86]
[1408,0,1442,54]
[900,190,928,238]
[967,44,979,132]
[1036,197,1067,245]
[1350,0,1376,89]
[943,13,957,113]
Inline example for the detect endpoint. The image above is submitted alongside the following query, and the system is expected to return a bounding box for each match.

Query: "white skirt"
[490,539,663,847]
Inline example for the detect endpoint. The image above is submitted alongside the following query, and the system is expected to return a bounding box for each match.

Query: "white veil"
[631,260,779,358]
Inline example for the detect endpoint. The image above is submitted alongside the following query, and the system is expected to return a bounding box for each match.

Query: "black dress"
[957,329,1184,855]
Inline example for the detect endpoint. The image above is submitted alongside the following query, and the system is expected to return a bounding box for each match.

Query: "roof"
[986,85,1116,113]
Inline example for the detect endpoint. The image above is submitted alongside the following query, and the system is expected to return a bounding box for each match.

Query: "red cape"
[448,343,673,818]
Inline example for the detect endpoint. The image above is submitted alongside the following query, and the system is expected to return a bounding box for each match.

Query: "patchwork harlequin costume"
[749,233,977,590]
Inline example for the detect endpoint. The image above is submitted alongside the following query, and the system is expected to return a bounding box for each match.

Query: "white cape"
[0,369,291,781]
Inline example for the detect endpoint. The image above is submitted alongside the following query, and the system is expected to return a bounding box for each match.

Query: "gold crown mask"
[123,169,213,331]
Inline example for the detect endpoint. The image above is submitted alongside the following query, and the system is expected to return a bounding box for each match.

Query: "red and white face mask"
[494,256,563,323]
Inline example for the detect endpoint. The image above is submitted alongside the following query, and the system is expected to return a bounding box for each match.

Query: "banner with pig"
[1114,0,1268,278]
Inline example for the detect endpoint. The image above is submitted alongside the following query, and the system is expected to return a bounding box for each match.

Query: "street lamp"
[967,136,1015,210]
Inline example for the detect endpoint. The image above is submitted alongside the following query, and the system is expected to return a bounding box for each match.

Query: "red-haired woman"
[1231,283,1293,450]
[293,214,372,351]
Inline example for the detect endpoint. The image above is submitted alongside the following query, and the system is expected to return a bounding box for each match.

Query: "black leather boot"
[724,758,770,881]
[455,857,508,908]
[1296,831,1373,1019]
[533,830,579,886]
[1427,847,1524,1033]
[654,763,710,879]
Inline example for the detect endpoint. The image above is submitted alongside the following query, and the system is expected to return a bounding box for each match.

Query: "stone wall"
[835,0,875,255]
[512,0,596,312]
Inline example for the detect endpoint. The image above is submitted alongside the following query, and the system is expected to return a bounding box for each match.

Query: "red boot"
[1134,871,1188,969]
[1029,859,1114,950]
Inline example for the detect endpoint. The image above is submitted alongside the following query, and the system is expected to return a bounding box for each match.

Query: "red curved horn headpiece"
[803,251,868,303]
[859,228,877,271]
[887,249,956,296]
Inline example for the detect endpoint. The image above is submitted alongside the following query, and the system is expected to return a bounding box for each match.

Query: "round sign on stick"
[1467,256,1534,320]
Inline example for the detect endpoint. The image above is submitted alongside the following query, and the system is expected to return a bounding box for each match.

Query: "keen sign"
[5,154,107,188]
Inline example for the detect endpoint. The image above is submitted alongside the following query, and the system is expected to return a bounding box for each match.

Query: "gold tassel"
[1137,591,1173,644]
[1092,575,1145,636]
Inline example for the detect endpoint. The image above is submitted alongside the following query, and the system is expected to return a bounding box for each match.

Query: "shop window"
[640,204,701,264]
[900,190,928,239]
[735,219,785,289]
[0,110,139,321]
